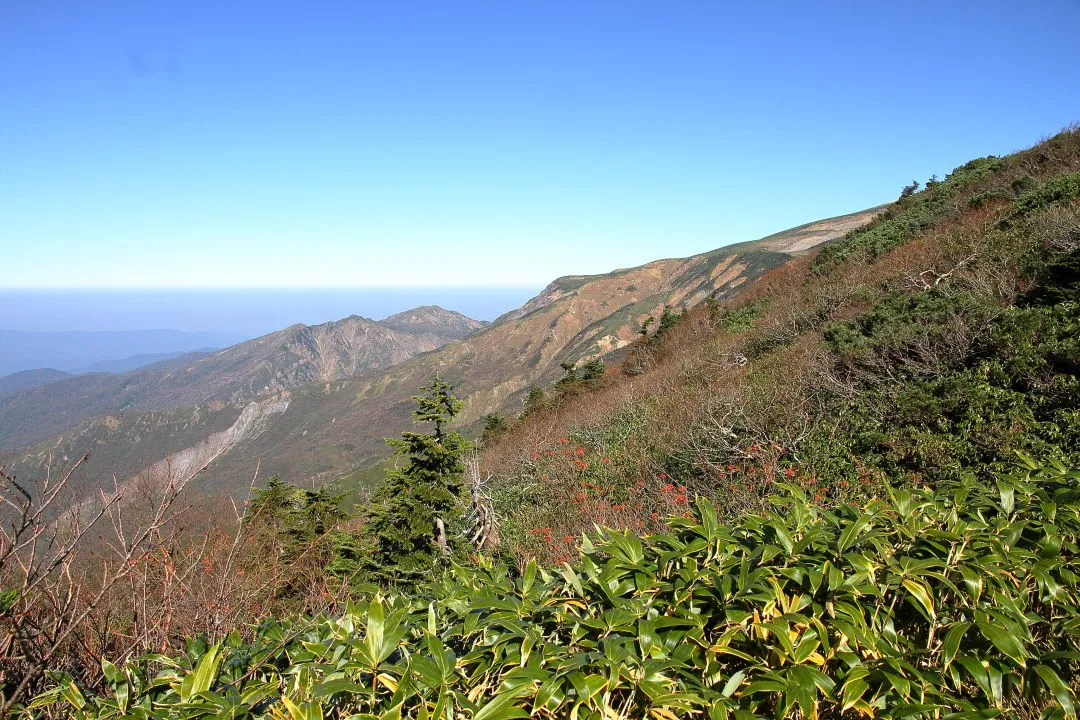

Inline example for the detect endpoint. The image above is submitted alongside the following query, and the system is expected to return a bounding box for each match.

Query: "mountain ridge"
[0,306,484,451]
[0,206,886,501]
[0,328,246,377]
[0,368,73,397]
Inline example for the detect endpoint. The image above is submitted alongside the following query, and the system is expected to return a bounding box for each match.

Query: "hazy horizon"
[0,287,540,337]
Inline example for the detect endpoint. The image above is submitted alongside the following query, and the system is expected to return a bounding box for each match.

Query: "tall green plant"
[361,377,471,585]
[246,476,347,553]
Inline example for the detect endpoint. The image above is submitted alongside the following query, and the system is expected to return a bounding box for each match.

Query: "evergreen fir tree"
[479,412,508,446]
[361,377,470,585]
[653,305,679,340]
[246,476,346,555]
[638,316,654,337]
[520,386,546,419]
[580,358,605,380]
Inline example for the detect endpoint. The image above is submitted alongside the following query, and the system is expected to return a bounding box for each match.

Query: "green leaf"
[521,559,538,594]
[841,676,869,712]
[1034,665,1076,715]
[940,622,970,671]
[959,565,984,604]
[366,597,385,664]
[313,679,369,698]
[59,681,88,710]
[770,521,795,554]
[697,497,719,539]
[1014,449,1038,470]
[998,481,1015,515]
[902,579,935,621]
[472,685,531,720]
[100,658,122,685]
[280,696,324,720]
[607,532,645,565]
[180,644,222,701]
[955,655,994,702]
[721,670,746,698]
[976,620,1028,666]
[0,587,19,615]
[837,514,872,554]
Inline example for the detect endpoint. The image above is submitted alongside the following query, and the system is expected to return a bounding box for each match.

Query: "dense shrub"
[813,156,1005,269]
[30,461,1080,718]
[805,250,1080,487]
[1013,171,1080,216]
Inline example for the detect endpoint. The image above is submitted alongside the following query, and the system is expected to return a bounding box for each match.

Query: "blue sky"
[2,1,1078,289]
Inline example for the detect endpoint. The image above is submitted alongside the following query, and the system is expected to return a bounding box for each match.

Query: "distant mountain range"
[0,206,884,503]
[0,368,74,397]
[72,350,222,375]
[0,329,247,377]
[0,306,484,452]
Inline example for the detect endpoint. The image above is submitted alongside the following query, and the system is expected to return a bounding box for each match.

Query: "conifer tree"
[580,358,605,380]
[520,386,545,419]
[361,377,470,584]
[653,305,679,340]
[246,476,346,556]
[479,412,508,446]
[638,316,654,337]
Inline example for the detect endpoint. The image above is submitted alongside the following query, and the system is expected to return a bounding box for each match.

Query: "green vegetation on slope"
[810,269,1080,486]
[13,128,1080,718]
[812,156,1005,269]
[482,127,1080,556]
[31,460,1080,718]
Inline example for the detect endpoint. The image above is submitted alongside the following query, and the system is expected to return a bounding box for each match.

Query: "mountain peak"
[380,305,486,339]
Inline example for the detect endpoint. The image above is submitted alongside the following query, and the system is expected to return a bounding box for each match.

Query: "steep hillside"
[17,129,1080,720]
[0,308,481,451]
[0,207,883,500]
[477,127,1080,561]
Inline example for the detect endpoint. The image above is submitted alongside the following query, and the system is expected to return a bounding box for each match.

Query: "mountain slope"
[72,350,217,375]
[0,308,483,451]
[476,127,1080,561]
[0,206,883,500]
[0,368,72,397]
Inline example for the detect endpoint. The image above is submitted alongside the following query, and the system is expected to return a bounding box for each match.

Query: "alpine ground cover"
[28,458,1080,718]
